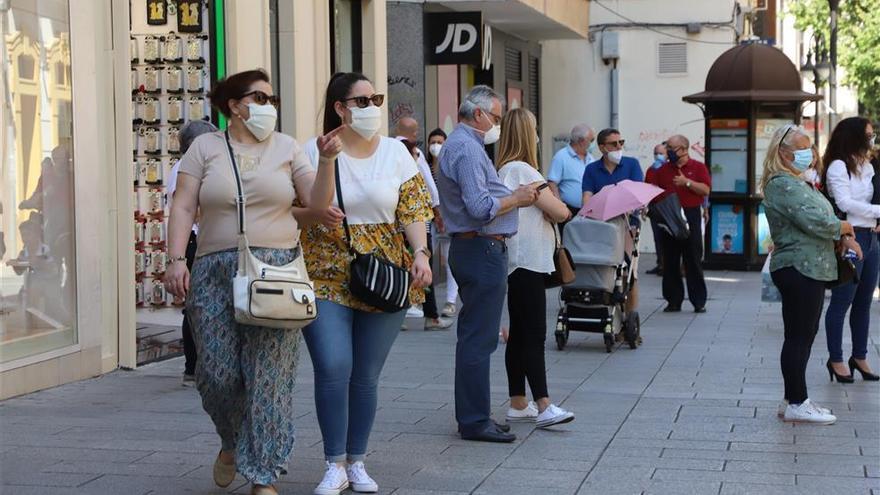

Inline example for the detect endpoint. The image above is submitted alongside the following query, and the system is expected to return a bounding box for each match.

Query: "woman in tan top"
[165,69,343,495]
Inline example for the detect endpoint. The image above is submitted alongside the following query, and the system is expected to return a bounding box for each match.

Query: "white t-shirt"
[498,161,555,275]
[306,136,419,225]
[393,136,440,207]
[166,159,198,235]
[826,159,880,228]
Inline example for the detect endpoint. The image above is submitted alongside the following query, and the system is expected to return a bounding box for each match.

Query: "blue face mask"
[652,154,665,169]
[791,148,813,171]
[587,140,598,156]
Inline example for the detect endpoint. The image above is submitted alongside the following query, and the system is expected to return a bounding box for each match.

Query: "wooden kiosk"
[683,43,821,270]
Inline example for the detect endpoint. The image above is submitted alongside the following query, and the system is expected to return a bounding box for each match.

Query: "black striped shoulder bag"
[334,160,411,313]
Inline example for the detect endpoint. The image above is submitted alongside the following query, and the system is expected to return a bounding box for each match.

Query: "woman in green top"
[760,124,861,425]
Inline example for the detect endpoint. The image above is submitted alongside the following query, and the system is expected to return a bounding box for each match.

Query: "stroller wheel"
[555,332,566,351]
[603,333,614,353]
[624,312,641,349]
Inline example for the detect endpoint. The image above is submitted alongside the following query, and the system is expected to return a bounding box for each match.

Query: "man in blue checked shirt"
[436,85,538,443]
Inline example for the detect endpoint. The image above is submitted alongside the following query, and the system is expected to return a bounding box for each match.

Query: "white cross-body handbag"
[224,131,317,329]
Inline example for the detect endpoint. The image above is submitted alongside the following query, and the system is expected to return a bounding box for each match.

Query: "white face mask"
[478,110,501,145]
[349,105,382,139]
[607,150,623,164]
[243,103,277,141]
[482,124,501,145]
[428,143,443,157]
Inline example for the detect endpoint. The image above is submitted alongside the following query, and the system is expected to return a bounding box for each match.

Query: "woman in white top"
[822,117,880,382]
[495,108,575,428]
[299,72,433,495]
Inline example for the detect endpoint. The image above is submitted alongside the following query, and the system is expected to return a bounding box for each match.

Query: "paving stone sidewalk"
[1,271,878,495]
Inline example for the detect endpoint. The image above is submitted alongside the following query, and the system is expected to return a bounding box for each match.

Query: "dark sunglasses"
[240,90,280,107]
[602,139,626,147]
[342,94,385,108]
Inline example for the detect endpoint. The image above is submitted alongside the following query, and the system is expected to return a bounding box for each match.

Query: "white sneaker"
[536,404,575,428]
[782,399,836,425]
[424,317,454,330]
[777,399,831,418]
[441,302,457,318]
[406,305,424,318]
[506,401,539,422]
[314,462,349,495]
[345,461,378,493]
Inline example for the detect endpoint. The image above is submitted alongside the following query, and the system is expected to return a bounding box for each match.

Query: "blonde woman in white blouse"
[822,117,880,383]
[495,108,576,428]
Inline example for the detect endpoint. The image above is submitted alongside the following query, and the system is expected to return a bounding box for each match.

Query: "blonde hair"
[759,123,812,193]
[496,108,539,170]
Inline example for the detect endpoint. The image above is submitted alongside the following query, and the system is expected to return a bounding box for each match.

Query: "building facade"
[0,0,389,399]
[385,0,589,145]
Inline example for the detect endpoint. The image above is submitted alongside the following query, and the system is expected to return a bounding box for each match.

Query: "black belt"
[452,232,506,242]
[853,227,874,233]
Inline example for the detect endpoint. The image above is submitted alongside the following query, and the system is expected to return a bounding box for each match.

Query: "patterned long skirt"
[186,247,302,485]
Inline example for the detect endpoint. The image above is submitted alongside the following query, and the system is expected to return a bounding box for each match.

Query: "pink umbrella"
[579,179,664,221]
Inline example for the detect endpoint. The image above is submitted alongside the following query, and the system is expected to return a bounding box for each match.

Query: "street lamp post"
[828,0,839,132]
[800,45,830,145]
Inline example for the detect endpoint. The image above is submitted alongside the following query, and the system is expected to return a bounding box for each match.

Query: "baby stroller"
[554,214,642,353]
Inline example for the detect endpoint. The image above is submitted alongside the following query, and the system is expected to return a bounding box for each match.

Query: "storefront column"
[283,0,332,141]
[362,0,388,135]
[225,0,273,75]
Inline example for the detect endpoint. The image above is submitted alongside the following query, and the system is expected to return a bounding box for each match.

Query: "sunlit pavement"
[1,271,878,494]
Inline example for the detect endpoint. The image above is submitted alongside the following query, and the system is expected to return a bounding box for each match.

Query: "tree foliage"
[786,0,880,119]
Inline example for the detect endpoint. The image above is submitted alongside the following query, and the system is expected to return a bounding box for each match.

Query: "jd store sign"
[425,12,486,67]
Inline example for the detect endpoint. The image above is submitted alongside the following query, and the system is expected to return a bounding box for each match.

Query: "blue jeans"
[449,236,508,436]
[303,300,405,462]
[825,229,880,362]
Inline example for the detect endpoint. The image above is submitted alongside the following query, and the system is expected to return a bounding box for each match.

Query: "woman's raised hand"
[317,125,346,162]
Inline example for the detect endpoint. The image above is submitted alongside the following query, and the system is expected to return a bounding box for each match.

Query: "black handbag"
[827,254,859,289]
[648,193,690,241]
[335,160,411,313]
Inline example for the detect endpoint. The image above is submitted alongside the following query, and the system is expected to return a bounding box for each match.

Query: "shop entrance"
[128,0,224,364]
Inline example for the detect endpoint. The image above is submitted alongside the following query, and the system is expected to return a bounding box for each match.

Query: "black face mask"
[667,149,679,163]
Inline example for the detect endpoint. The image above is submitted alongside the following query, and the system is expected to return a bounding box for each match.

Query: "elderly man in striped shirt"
[435,85,539,443]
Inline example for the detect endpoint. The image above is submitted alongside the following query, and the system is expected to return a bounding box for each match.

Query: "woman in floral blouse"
[761,124,860,426]
[300,72,433,495]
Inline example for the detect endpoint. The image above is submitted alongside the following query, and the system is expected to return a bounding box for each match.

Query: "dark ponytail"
[822,116,872,179]
[322,72,371,134]
[207,69,270,117]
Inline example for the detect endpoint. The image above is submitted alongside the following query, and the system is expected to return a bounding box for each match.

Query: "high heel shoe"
[848,357,880,381]
[826,359,854,383]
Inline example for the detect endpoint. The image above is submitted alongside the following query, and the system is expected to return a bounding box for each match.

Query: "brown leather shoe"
[213,451,236,488]
[251,485,278,495]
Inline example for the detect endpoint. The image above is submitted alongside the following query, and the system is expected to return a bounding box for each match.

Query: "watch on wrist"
[169,256,187,264]
[414,246,431,259]
[686,181,692,188]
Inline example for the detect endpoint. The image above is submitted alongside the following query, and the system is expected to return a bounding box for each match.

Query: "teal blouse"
[762,174,842,281]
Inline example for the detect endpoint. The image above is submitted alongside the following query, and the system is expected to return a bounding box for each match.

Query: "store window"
[330,0,362,74]
[0,1,78,363]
